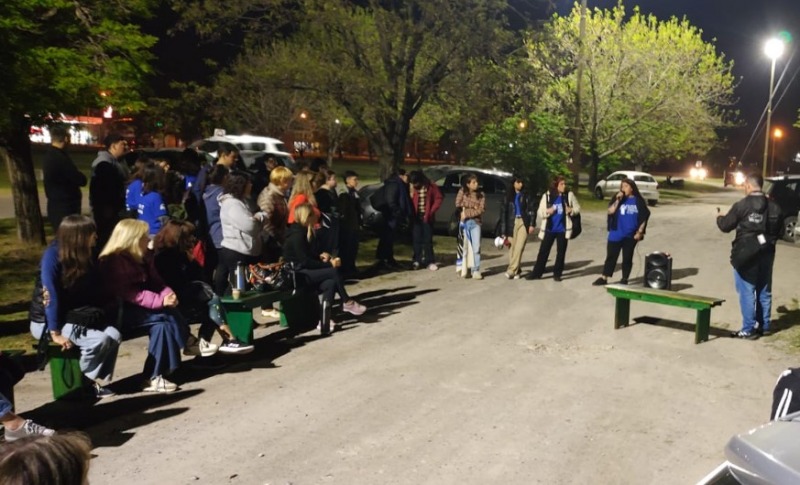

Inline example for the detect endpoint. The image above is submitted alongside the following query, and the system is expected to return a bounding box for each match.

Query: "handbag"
[65,306,106,329]
[248,262,294,292]
[569,213,582,239]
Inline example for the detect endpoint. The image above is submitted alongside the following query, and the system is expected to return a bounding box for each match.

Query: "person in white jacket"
[214,171,266,295]
[527,176,581,281]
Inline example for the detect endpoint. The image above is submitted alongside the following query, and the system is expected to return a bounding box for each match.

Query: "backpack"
[772,368,800,420]
[370,184,388,212]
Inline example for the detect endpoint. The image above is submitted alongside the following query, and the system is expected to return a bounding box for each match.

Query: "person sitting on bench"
[283,203,367,335]
[98,219,193,393]
[0,353,55,441]
[30,215,120,399]
[153,220,253,354]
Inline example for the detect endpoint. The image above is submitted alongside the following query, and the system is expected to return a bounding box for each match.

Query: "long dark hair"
[462,173,484,199]
[620,178,644,202]
[548,175,567,201]
[505,175,525,203]
[57,215,96,288]
[153,220,197,257]
[223,170,251,200]
[141,165,165,195]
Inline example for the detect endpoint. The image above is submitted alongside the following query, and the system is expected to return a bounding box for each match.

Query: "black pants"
[93,207,120,250]
[296,267,350,304]
[214,248,258,296]
[203,242,220,284]
[47,200,81,233]
[602,238,638,280]
[412,219,435,265]
[339,228,360,274]
[376,217,396,262]
[531,231,568,278]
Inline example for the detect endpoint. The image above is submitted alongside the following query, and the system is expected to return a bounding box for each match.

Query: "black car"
[358,165,513,235]
[764,175,800,243]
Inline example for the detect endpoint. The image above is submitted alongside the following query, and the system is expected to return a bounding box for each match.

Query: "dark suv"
[764,175,800,242]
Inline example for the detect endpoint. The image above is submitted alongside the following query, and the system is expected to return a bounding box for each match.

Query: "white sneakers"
[184,335,219,357]
[142,376,178,393]
[4,419,55,442]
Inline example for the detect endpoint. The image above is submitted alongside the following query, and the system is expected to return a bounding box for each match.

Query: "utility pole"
[570,0,587,190]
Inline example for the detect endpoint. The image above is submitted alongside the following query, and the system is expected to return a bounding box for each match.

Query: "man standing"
[90,133,129,246]
[716,174,782,339]
[409,170,443,271]
[42,125,87,231]
[375,169,411,268]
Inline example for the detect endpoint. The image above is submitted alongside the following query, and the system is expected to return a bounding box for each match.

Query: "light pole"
[762,38,785,178]
[771,127,783,175]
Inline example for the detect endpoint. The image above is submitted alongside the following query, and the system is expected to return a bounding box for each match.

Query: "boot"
[319,299,332,336]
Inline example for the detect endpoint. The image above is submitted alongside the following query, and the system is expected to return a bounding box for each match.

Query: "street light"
[762,37,785,178]
[771,127,783,175]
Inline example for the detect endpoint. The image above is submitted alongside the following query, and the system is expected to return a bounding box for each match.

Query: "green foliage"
[0,0,157,131]
[527,3,737,174]
[468,112,571,194]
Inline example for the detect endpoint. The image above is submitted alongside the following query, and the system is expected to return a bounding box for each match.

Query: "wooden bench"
[605,284,725,344]
[220,289,319,344]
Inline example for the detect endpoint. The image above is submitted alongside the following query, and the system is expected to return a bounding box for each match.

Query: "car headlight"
[734,172,745,185]
[690,168,698,178]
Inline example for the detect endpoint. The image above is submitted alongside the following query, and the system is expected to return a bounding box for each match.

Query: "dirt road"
[13,188,800,484]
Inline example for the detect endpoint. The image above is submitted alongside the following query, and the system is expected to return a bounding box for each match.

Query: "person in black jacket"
[283,203,367,335]
[592,178,650,286]
[716,174,782,339]
[337,170,362,276]
[375,169,411,268]
[89,133,129,247]
[42,125,87,231]
[498,176,535,279]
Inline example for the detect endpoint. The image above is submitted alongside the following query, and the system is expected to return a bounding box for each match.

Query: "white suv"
[190,133,296,170]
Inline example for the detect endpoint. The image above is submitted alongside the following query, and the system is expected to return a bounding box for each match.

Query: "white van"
[190,131,296,170]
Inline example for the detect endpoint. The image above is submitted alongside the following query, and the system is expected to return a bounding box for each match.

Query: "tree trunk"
[0,116,46,245]
[588,138,600,191]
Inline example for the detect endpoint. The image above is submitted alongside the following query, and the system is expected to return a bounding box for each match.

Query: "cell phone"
[716,207,720,213]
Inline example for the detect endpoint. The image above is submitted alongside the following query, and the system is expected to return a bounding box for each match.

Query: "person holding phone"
[592,178,650,286]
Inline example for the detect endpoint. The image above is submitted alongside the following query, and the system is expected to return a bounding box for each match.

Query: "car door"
[478,175,506,234]
[604,173,624,197]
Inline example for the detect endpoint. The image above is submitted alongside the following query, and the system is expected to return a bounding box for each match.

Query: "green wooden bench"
[605,284,725,344]
[221,289,319,344]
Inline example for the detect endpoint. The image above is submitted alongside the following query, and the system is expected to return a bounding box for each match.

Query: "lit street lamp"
[762,37,785,178]
[771,127,783,175]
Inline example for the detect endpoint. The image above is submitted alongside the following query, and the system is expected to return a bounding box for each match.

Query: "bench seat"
[221,289,319,344]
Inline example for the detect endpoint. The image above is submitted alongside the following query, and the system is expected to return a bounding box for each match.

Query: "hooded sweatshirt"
[220,194,262,256]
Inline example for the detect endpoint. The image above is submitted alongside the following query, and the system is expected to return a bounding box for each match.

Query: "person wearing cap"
[41,124,87,231]
[90,133,129,246]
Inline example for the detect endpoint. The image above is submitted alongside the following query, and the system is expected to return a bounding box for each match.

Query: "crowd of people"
[2,128,783,469]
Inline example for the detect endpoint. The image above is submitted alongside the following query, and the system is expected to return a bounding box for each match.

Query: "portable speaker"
[644,252,672,290]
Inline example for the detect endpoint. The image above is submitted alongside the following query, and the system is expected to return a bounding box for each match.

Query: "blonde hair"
[288,170,317,207]
[0,432,92,485]
[99,219,149,262]
[293,202,317,241]
[269,166,293,185]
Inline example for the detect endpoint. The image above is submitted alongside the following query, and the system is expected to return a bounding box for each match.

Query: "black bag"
[65,306,106,329]
[369,184,388,212]
[730,234,766,270]
[249,262,294,292]
[570,213,582,239]
[772,368,800,420]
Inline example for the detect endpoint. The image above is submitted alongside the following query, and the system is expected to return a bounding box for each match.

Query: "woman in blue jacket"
[137,165,168,237]
[593,178,651,286]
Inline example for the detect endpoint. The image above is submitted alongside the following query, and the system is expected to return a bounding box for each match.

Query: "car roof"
[766,175,800,181]
[424,164,513,178]
[610,170,655,177]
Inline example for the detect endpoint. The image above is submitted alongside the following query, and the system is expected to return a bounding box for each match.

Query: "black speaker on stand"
[644,252,672,290]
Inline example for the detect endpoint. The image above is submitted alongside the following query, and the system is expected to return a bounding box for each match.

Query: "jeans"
[30,322,121,382]
[412,219,435,265]
[463,219,482,271]
[602,238,638,280]
[122,306,188,379]
[0,391,11,417]
[531,231,568,278]
[733,251,774,333]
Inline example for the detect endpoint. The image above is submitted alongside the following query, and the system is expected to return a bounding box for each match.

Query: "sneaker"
[592,277,608,286]
[142,375,178,393]
[94,383,115,399]
[525,273,541,281]
[184,336,219,357]
[412,261,421,270]
[472,271,483,280]
[456,266,462,274]
[553,276,562,282]
[219,338,254,354]
[343,300,366,316]
[427,263,438,271]
[261,308,280,319]
[730,330,760,340]
[513,274,521,280]
[618,279,629,285]
[4,419,55,442]
[505,273,513,279]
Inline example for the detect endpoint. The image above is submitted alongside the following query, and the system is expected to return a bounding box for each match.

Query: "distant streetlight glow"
[771,127,784,175]
[762,37,785,178]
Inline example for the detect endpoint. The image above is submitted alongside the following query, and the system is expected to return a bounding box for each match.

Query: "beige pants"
[507,218,528,275]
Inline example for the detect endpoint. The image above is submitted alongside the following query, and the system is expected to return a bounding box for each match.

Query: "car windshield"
[634,175,656,183]
[237,142,266,151]
[763,180,774,194]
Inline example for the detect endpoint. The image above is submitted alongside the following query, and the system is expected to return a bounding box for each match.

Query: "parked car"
[189,134,296,171]
[359,165,513,235]
[724,168,747,187]
[594,170,660,206]
[698,411,800,485]
[763,174,800,243]
[120,148,189,171]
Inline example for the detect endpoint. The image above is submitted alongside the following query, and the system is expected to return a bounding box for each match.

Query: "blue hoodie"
[138,191,168,236]
[203,184,224,248]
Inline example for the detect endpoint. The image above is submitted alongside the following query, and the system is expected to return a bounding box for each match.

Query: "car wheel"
[782,216,797,243]
[594,187,604,200]
[648,199,658,207]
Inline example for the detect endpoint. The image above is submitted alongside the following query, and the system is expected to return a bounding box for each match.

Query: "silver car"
[359,165,513,235]
[594,170,660,206]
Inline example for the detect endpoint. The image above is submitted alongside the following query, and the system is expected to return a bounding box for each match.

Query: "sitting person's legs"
[1,391,54,442]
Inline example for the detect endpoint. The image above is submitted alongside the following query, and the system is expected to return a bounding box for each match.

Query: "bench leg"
[227,309,255,345]
[48,348,82,400]
[695,308,711,344]
[280,291,320,330]
[614,298,630,329]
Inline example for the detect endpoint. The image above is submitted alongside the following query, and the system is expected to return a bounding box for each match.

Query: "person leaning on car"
[716,173,782,339]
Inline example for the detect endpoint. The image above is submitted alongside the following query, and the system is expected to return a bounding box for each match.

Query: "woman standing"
[455,174,486,279]
[30,215,120,398]
[593,178,650,286]
[498,176,535,279]
[99,219,189,393]
[256,166,293,263]
[137,165,169,237]
[215,171,266,295]
[528,176,581,281]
